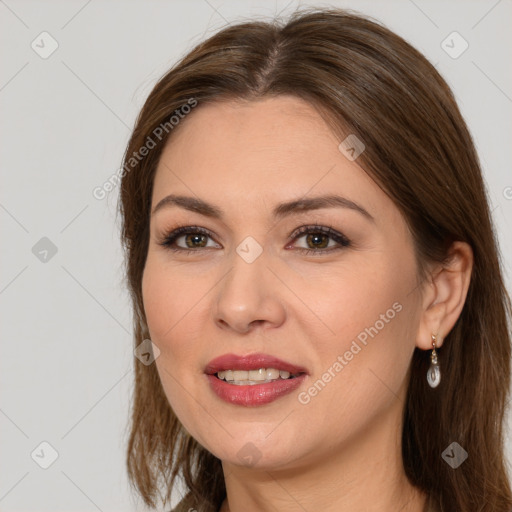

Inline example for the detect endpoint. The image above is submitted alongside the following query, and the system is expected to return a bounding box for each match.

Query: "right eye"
[158,225,221,252]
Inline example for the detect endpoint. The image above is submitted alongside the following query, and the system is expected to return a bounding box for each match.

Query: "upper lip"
[205,353,309,375]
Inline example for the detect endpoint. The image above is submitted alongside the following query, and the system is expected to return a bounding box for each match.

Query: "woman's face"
[142,96,424,470]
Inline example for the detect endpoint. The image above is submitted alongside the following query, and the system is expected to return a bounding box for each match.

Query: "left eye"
[288,225,351,254]
[158,224,351,254]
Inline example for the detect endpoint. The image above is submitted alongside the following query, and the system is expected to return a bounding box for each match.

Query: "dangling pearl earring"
[427,334,441,388]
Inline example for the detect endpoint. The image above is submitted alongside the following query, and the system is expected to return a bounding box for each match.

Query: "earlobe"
[416,241,473,350]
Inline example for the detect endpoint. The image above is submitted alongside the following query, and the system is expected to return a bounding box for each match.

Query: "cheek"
[141,257,212,372]
[142,264,171,341]
[141,261,207,426]
[141,259,189,364]
[308,259,407,344]
[307,256,417,396]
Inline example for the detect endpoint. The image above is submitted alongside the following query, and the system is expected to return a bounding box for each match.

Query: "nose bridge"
[213,238,286,332]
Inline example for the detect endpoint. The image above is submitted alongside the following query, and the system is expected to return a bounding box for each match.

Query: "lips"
[204,353,308,376]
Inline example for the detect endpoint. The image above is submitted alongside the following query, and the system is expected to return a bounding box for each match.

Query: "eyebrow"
[151,194,374,222]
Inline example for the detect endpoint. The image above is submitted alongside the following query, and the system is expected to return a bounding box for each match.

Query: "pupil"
[186,234,207,248]
[307,233,328,249]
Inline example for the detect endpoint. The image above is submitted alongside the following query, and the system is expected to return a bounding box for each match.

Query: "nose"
[212,249,287,334]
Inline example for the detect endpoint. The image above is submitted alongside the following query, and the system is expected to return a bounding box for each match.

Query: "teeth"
[216,368,296,384]
[249,368,267,381]
[233,370,248,381]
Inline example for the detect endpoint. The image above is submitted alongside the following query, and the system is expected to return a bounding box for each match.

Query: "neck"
[218,397,427,512]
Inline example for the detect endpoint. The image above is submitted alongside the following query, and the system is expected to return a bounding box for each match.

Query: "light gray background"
[1,1,511,511]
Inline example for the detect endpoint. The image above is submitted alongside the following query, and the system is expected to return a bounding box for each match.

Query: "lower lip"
[206,374,307,407]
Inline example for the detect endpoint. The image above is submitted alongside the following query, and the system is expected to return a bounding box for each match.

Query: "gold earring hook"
[431,334,438,364]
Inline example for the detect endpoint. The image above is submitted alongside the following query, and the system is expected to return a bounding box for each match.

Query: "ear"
[416,241,473,350]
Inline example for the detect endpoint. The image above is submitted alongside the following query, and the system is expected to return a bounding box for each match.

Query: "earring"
[427,334,441,388]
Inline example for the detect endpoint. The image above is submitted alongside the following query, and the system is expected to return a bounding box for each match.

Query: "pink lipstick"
[205,353,308,407]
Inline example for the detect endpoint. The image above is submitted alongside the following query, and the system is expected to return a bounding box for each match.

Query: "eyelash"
[157,224,351,256]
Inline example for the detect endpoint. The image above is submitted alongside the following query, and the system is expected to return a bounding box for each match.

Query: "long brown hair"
[119,8,512,512]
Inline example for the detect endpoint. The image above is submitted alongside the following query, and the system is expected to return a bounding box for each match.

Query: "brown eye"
[289,225,351,255]
[158,224,350,256]
[304,233,330,249]
[159,226,220,251]
[183,233,208,248]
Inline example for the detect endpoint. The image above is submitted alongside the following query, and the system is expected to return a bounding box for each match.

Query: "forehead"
[152,96,388,222]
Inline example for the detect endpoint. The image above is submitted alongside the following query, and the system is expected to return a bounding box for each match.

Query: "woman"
[119,8,512,512]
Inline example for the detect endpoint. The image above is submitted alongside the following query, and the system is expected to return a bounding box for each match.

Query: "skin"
[142,96,473,512]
